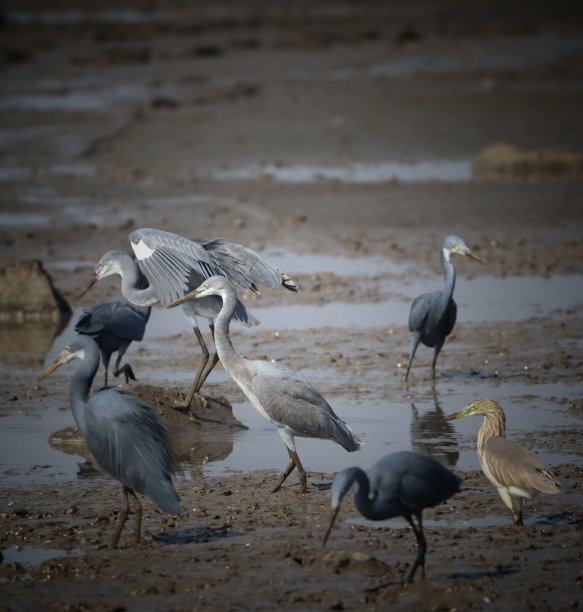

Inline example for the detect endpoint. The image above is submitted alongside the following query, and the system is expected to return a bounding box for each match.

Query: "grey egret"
[168,275,361,493]
[74,301,151,385]
[404,235,485,382]
[323,451,461,584]
[78,228,298,407]
[447,398,560,525]
[38,335,181,547]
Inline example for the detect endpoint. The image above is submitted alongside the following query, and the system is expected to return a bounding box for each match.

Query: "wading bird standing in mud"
[323,451,461,584]
[74,301,151,385]
[447,398,560,525]
[168,275,361,494]
[38,335,181,547]
[78,228,298,408]
[404,235,485,382]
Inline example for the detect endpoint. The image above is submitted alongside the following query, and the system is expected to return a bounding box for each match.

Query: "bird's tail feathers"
[333,418,363,452]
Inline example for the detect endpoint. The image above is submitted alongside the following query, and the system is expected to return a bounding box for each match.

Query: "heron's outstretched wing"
[129,228,222,304]
[251,364,360,451]
[200,238,298,292]
[484,437,560,495]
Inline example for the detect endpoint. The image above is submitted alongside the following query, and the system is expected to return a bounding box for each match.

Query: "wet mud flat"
[1,0,583,610]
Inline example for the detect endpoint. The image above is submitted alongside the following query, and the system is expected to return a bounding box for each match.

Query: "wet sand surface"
[1,1,583,610]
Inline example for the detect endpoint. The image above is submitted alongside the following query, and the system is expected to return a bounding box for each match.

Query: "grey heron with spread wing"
[79,228,297,408]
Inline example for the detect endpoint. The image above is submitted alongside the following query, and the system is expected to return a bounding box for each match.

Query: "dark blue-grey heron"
[447,398,560,525]
[74,301,151,385]
[168,275,361,494]
[38,335,181,547]
[404,235,485,382]
[78,228,298,407]
[322,451,461,584]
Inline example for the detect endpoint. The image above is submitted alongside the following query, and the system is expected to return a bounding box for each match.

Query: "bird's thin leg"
[404,334,421,382]
[111,486,131,548]
[193,323,220,393]
[113,354,136,384]
[431,341,444,380]
[404,513,426,584]
[129,490,142,547]
[181,326,210,408]
[102,354,111,386]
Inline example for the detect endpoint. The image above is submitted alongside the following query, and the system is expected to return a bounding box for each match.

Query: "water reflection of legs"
[409,390,459,468]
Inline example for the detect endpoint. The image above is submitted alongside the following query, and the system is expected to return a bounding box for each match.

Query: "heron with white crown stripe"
[79,228,298,409]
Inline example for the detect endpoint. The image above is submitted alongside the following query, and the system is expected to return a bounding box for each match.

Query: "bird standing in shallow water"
[168,275,362,494]
[38,335,181,547]
[78,228,297,408]
[447,398,560,525]
[74,301,151,385]
[322,451,461,584]
[404,235,485,382]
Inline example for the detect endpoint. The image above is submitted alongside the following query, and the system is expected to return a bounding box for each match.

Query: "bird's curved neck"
[351,469,393,521]
[438,248,456,310]
[69,345,101,433]
[212,288,247,376]
[117,254,159,307]
[477,411,506,458]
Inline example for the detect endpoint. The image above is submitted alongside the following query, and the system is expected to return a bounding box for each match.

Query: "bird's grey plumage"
[38,335,181,547]
[323,451,461,584]
[404,235,484,382]
[74,301,151,385]
[447,398,560,525]
[78,228,297,405]
[167,275,361,493]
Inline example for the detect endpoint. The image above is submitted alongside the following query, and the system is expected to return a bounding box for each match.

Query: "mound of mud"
[472,142,583,180]
[49,384,246,466]
[0,260,71,323]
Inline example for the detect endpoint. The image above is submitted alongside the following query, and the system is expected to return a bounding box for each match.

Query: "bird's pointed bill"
[446,402,479,421]
[167,284,209,309]
[464,249,486,265]
[37,347,71,382]
[322,506,340,547]
[78,270,100,298]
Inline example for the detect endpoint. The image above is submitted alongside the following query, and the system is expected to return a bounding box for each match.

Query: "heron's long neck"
[213,289,247,376]
[350,469,388,521]
[118,255,159,307]
[69,346,101,434]
[477,411,506,461]
[440,249,456,303]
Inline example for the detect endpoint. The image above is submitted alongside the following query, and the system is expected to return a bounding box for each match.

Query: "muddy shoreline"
[1,1,583,610]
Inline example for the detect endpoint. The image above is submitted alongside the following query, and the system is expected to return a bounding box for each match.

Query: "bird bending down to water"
[38,335,181,547]
[78,228,298,407]
[404,235,485,382]
[74,301,151,385]
[168,275,361,493]
[447,398,560,525]
[323,451,461,584]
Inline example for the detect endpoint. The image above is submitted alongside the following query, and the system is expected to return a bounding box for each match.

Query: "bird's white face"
[38,345,84,381]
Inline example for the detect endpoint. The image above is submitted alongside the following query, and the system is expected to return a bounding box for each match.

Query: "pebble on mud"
[0,260,71,323]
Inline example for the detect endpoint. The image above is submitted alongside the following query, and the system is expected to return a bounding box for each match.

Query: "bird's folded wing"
[485,437,560,494]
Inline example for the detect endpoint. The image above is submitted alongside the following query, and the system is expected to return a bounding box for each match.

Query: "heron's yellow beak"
[464,249,486,265]
[322,506,340,548]
[167,286,206,309]
[446,402,478,421]
[78,271,100,299]
[37,347,71,383]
